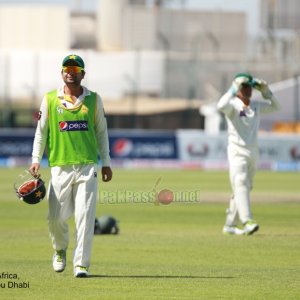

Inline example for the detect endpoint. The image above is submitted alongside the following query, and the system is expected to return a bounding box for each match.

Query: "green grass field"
[0,168,299,300]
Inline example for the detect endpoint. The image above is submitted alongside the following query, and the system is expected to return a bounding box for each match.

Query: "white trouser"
[225,144,258,226]
[47,163,98,268]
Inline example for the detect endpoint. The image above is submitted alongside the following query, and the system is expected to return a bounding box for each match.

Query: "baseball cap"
[234,73,255,86]
[62,54,85,69]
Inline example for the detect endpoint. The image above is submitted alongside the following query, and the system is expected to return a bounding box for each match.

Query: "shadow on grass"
[88,275,234,279]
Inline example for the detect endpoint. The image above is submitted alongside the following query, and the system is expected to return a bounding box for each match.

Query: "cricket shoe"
[74,266,89,278]
[222,225,244,235]
[243,221,259,235]
[52,249,66,272]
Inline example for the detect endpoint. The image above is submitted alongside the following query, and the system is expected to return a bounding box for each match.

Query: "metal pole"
[3,53,13,127]
[294,74,299,123]
[133,48,141,128]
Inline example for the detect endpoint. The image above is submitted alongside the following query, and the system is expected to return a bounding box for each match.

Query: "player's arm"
[29,96,49,176]
[260,94,280,113]
[253,79,280,113]
[217,91,234,116]
[95,94,112,182]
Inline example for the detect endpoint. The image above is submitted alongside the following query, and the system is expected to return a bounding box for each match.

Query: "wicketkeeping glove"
[253,78,273,99]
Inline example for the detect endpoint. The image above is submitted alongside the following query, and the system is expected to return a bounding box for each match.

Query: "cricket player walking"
[30,54,112,277]
[217,73,279,235]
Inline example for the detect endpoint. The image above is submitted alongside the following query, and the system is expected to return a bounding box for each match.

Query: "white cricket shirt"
[217,91,279,148]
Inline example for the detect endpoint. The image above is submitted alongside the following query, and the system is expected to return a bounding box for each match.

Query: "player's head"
[61,54,85,84]
[62,54,85,69]
[234,72,254,99]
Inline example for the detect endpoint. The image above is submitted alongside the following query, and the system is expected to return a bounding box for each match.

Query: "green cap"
[62,54,85,69]
[234,73,254,86]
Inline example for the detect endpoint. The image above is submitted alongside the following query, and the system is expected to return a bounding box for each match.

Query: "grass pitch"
[0,168,299,299]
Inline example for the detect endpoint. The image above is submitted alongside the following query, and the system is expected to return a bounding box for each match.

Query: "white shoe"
[52,250,66,272]
[243,221,259,235]
[74,266,89,278]
[222,225,244,235]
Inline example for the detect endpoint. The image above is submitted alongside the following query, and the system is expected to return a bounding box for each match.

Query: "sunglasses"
[62,66,84,73]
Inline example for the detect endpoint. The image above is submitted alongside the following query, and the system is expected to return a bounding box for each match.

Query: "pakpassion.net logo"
[98,177,200,205]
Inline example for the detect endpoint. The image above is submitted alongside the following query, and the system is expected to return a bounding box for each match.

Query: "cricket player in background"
[30,54,112,277]
[218,73,279,235]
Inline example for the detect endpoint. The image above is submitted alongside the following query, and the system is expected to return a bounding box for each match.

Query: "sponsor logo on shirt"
[57,106,64,114]
[59,121,88,131]
[239,110,246,117]
[81,105,88,113]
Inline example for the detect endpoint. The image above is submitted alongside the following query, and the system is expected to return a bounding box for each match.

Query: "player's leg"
[247,148,258,192]
[232,159,252,224]
[72,163,98,277]
[48,166,74,249]
[226,166,239,227]
[223,195,244,235]
[224,195,238,226]
[223,146,244,235]
[228,146,253,223]
[243,150,259,235]
[231,149,259,235]
[48,166,74,271]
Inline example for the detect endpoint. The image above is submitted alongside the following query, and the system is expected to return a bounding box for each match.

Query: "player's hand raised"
[253,78,273,99]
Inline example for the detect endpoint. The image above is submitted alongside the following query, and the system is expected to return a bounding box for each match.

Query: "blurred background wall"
[0,0,300,132]
[0,5,70,49]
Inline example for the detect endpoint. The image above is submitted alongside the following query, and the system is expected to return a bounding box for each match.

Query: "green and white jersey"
[47,89,98,166]
[32,86,111,167]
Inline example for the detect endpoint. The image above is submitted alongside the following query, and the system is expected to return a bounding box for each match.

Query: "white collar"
[57,85,91,99]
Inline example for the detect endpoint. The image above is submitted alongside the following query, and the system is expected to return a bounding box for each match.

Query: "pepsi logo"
[59,121,68,131]
[58,121,88,131]
[113,139,133,157]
